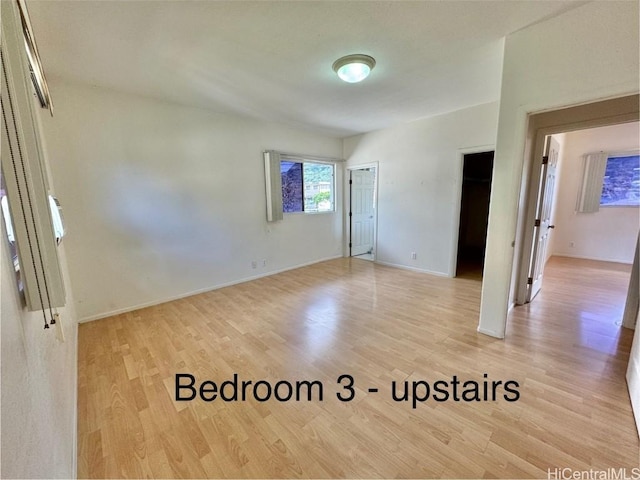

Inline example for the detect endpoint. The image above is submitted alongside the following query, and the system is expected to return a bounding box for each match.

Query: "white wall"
[479,0,640,338]
[41,80,344,321]
[1,87,78,480]
[628,308,640,438]
[0,233,78,480]
[551,123,639,264]
[343,102,498,276]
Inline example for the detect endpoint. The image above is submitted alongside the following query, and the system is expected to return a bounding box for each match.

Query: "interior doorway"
[515,96,640,307]
[503,95,640,437]
[456,151,494,278]
[348,165,377,261]
[518,124,639,306]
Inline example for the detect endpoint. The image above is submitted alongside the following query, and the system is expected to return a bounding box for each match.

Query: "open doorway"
[508,94,640,437]
[348,165,377,261]
[515,98,639,308]
[456,151,494,278]
[515,123,639,331]
[549,123,639,331]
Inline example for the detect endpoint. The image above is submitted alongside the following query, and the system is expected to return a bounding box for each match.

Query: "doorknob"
[548,225,555,229]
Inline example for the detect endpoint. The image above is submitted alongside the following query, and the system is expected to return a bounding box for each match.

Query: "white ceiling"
[28,0,586,137]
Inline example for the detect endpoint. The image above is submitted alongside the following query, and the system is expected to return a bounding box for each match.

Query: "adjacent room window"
[600,154,640,207]
[281,160,335,213]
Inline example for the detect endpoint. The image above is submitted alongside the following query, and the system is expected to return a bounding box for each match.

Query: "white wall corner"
[626,309,640,439]
[477,325,505,339]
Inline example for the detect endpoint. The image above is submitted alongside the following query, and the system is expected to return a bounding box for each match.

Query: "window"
[600,154,640,206]
[264,151,338,221]
[280,160,335,213]
[1,171,21,287]
[2,0,66,318]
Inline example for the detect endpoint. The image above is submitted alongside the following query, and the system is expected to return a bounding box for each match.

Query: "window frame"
[279,155,336,215]
[599,152,640,208]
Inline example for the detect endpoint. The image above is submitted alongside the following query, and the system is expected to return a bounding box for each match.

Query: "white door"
[526,136,559,302]
[350,169,376,257]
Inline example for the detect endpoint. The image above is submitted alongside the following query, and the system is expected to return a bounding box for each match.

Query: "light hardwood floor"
[77,256,639,478]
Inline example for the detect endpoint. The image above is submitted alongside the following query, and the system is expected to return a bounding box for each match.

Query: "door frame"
[449,145,495,277]
[345,162,379,260]
[514,95,639,305]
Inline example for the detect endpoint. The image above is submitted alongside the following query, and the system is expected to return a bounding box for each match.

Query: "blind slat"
[577,152,608,213]
[264,151,283,222]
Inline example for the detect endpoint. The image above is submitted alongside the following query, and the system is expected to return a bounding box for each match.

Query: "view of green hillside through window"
[281,161,334,213]
[303,163,333,212]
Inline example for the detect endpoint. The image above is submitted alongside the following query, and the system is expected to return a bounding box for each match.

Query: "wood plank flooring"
[77,256,639,478]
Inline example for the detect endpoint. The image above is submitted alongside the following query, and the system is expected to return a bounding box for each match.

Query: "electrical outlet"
[251,261,257,269]
[411,252,417,260]
[569,242,575,248]
[262,259,267,267]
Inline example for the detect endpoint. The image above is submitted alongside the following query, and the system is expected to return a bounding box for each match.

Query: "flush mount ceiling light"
[332,54,376,83]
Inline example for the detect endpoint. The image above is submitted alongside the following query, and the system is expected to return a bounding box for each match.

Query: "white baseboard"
[553,253,633,265]
[374,260,448,277]
[79,255,343,323]
[477,326,505,339]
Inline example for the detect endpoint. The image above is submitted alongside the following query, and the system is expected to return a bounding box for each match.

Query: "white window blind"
[264,150,283,222]
[1,0,66,327]
[576,152,608,213]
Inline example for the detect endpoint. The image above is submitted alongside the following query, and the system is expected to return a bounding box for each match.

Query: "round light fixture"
[332,54,376,83]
